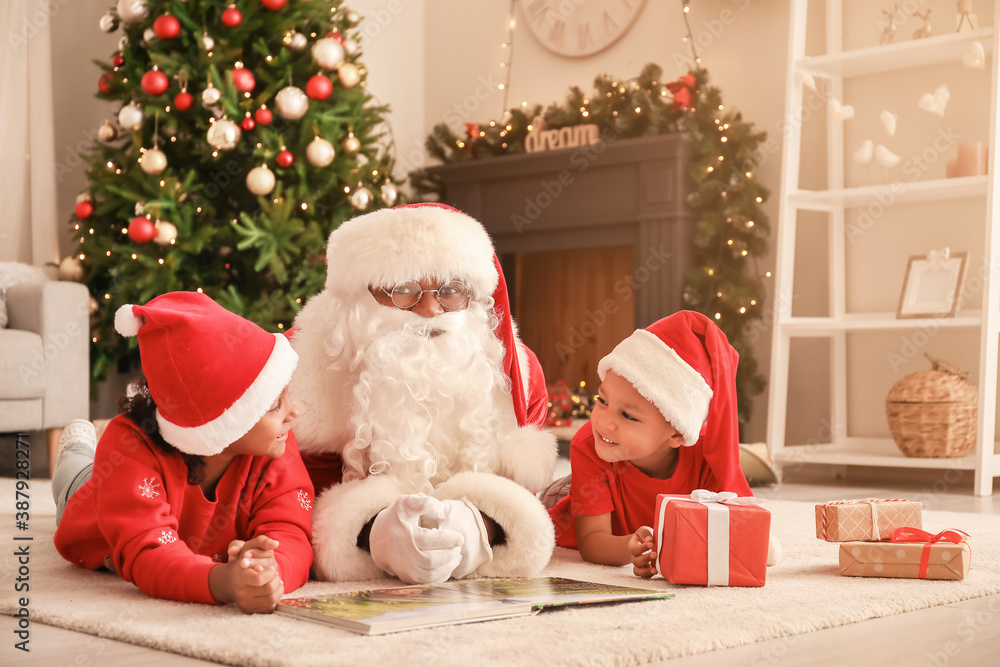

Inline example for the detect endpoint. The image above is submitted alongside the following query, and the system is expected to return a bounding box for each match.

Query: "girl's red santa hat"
[114,291,298,456]
[598,310,750,494]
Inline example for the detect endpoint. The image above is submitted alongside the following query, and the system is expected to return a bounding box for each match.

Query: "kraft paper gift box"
[654,490,770,587]
[815,498,922,542]
[839,528,971,580]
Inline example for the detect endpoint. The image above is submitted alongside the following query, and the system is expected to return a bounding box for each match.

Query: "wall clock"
[522,0,648,58]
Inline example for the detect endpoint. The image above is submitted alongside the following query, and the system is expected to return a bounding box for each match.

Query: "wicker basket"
[885,354,978,458]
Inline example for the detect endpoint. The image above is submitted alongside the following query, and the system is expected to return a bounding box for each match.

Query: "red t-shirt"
[548,421,751,548]
[54,415,315,604]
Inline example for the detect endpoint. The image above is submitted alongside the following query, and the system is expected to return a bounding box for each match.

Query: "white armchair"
[0,281,90,471]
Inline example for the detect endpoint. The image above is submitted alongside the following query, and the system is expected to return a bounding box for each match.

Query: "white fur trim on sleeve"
[433,471,554,578]
[114,304,143,337]
[496,426,558,494]
[598,329,712,447]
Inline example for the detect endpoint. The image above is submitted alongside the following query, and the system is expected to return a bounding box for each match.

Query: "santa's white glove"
[437,498,493,578]
[369,494,463,584]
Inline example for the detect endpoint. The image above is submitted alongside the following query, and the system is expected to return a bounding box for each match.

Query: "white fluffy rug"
[2,479,999,667]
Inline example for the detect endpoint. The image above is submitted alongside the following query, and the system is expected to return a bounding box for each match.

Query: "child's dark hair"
[118,377,206,485]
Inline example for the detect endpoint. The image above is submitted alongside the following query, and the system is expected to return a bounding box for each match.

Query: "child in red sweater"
[548,311,761,576]
[52,292,314,613]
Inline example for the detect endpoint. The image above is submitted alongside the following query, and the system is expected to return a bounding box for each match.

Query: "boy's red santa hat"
[598,310,750,494]
[114,291,298,456]
[323,202,534,428]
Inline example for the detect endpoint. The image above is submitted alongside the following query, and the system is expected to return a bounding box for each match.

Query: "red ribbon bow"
[665,72,697,111]
[890,527,970,579]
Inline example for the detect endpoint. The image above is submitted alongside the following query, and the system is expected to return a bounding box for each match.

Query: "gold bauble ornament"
[139,147,167,174]
[206,118,242,151]
[306,137,335,167]
[246,165,276,195]
[337,63,361,88]
[275,85,309,120]
[153,221,178,245]
[341,133,361,154]
[58,256,84,282]
[98,120,117,142]
[349,186,373,210]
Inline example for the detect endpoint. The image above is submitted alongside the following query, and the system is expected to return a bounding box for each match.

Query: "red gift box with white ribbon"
[653,490,771,587]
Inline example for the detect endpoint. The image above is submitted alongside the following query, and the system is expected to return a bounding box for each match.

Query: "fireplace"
[427,134,696,388]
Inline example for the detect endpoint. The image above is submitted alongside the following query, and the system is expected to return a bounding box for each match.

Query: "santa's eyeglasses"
[380,280,470,311]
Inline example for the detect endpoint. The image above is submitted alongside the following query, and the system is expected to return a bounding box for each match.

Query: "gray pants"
[50,440,94,525]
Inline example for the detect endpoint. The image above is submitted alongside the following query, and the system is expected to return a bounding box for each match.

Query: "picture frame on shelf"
[896,249,968,319]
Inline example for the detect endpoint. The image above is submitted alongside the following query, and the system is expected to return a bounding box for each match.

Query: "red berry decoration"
[128,217,158,244]
[241,116,256,131]
[261,0,287,9]
[306,74,333,100]
[75,200,94,219]
[231,67,256,93]
[153,14,181,40]
[254,107,273,125]
[222,5,242,27]
[98,73,115,94]
[173,91,193,112]
[276,149,294,168]
[141,69,169,96]
[112,54,125,67]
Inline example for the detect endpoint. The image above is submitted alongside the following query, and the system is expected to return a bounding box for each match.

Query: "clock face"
[523,0,647,58]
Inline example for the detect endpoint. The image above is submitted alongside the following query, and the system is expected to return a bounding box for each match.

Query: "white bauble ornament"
[118,103,144,130]
[338,63,361,88]
[345,10,360,24]
[342,133,361,154]
[58,256,84,282]
[201,83,221,106]
[380,181,399,207]
[98,120,117,142]
[142,27,156,44]
[283,30,307,52]
[344,38,360,56]
[154,221,178,245]
[116,0,148,24]
[118,36,129,51]
[275,86,309,120]
[306,137,335,167]
[139,147,167,174]
[349,186,373,210]
[99,11,118,33]
[246,165,276,195]
[311,37,345,69]
[207,119,242,151]
[202,32,215,50]
[135,201,147,216]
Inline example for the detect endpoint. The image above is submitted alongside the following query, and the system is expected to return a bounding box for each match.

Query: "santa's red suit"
[289,203,558,582]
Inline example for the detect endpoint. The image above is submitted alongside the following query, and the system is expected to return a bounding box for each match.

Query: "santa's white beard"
[341,298,513,492]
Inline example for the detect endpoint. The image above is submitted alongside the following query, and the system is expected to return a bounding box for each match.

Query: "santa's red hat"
[322,202,532,426]
[114,291,298,456]
[598,311,750,493]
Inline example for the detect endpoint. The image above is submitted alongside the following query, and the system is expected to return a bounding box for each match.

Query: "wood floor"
[3,465,999,667]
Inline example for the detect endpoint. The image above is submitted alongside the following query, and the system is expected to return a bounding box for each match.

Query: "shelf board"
[778,311,982,335]
[774,437,984,470]
[798,28,995,78]
[789,176,988,209]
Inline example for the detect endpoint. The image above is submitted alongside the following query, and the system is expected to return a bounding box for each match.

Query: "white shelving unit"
[767,0,1000,495]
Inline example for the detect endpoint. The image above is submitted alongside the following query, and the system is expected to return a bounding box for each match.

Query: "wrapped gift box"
[815,498,922,542]
[839,529,971,580]
[654,491,770,587]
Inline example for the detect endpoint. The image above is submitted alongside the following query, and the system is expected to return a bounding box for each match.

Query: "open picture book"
[276,577,673,635]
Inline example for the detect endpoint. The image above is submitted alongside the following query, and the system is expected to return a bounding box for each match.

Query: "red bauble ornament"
[254,107,273,125]
[261,0,287,9]
[153,14,181,39]
[173,91,193,112]
[112,54,125,67]
[128,217,157,244]
[325,31,344,44]
[231,67,256,93]
[98,73,115,94]
[241,116,256,131]
[306,74,333,100]
[276,149,294,168]
[75,200,94,219]
[141,69,169,96]
[222,5,242,27]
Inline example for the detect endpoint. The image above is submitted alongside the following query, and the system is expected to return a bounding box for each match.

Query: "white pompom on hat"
[114,291,298,456]
[323,203,499,300]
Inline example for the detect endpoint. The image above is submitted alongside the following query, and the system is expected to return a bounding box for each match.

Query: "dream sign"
[525,124,600,153]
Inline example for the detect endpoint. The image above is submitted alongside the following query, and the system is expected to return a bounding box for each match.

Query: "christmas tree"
[73,0,401,387]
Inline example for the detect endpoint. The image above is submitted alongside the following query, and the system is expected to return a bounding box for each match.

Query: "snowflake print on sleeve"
[158,530,177,545]
[297,489,313,510]
[138,477,161,499]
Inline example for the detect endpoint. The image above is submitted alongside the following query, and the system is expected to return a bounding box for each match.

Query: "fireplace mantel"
[427,133,696,328]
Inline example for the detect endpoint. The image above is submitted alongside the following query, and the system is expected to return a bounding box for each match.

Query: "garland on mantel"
[412,64,771,424]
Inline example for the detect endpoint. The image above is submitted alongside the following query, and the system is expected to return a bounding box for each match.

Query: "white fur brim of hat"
[324,205,499,299]
[597,329,712,447]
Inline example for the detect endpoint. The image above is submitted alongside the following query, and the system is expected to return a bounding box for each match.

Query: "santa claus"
[289,203,558,583]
